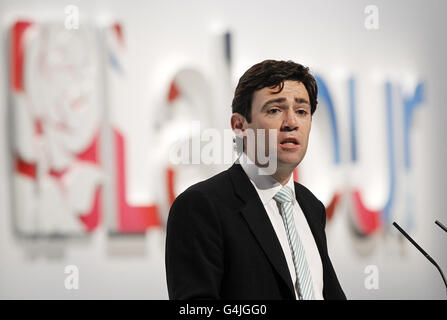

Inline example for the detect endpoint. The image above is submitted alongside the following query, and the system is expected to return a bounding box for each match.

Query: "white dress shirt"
[238,152,324,300]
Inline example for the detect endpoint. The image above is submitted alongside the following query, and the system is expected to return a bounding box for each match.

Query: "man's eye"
[297,109,309,115]
[267,108,280,114]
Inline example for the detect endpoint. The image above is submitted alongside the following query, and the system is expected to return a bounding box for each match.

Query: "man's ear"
[231,113,247,133]
[231,113,247,154]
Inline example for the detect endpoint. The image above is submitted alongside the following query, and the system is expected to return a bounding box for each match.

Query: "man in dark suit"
[165,60,346,300]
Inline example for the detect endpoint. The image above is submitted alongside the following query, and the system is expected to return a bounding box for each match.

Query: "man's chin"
[276,158,301,168]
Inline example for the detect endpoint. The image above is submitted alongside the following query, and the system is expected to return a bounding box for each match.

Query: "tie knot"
[273,186,294,204]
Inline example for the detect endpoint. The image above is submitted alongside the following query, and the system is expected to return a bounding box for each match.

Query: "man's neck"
[271,169,293,186]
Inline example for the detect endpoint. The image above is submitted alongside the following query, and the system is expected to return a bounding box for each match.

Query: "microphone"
[435,220,447,233]
[392,222,447,296]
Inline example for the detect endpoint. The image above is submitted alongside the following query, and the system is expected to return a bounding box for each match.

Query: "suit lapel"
[228,163,295,298]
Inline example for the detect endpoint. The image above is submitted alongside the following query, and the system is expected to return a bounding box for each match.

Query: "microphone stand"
[393,222,447,296]
[435,220,447,233]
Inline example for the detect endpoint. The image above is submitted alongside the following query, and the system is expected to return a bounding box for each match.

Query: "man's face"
[245,80,312,171]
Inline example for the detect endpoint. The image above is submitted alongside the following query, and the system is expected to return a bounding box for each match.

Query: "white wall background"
[1,0,446,299]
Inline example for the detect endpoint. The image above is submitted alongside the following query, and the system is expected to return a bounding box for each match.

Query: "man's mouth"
[279,137,299,146]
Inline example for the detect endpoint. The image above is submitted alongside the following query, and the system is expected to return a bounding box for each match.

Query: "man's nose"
[282,110,298,131]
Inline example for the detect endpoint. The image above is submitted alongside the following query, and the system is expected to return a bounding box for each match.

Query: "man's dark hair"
[231,60,318,122]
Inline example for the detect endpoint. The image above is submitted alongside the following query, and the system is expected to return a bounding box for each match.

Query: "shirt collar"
[238,152,296,205]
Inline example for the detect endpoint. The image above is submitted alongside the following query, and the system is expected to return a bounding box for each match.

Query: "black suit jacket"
[165,163,346,300]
